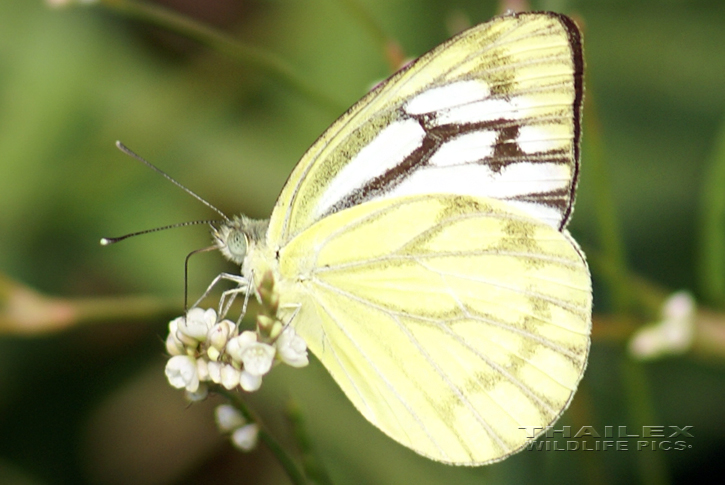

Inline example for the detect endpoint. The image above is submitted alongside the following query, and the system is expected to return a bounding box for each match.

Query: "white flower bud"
[226,331,258,362]
[165,355,199,392]
[169,317,181,334]
[231,424,259,451]
[207,346,221,362]
[175,328,200,348]
[207,361,222,384]
[256,315,276,334]
[196,358,209,382]
[630,291,696,360]
[269,320,284,340]
[165,330,185,356]
[208,319,236,352]
[166,317,189,354]
[241,342,276,376]
[185,384,208,402]
[275,327,309,368]
[663,291,695,321]
[220,364,242,390]
[178,308,217,342]
[240,371,262,392]
[215,404,246,432]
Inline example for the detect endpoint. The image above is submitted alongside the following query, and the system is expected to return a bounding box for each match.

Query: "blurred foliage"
[1,0,724,484]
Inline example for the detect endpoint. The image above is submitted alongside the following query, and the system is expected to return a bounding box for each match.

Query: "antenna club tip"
[100,238,112,246]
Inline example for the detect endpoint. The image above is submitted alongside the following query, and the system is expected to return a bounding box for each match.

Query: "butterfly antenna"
[115,141,230,222]
[100,220,220,246]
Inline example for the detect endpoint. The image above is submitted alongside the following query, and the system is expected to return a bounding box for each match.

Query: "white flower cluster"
[215,404,259,452]
[164,307,308,396]
[629,291,696,360]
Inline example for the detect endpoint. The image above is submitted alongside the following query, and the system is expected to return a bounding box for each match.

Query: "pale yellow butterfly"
[211,11,590,465]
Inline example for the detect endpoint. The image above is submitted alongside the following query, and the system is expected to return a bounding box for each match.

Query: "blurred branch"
[585,247,669,317]
[0,273,178,335]
[84,0,346,115]
[336,0,406,70]
[691,308,725,360]
[697,116,725,306]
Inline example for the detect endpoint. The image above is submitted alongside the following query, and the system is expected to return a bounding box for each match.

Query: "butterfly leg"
[279,303,301,329]
[217,285,250,322]
[191,272,249,318]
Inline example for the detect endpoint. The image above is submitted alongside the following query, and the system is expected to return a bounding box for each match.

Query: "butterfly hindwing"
[275,194,591,464]
[267,12,583,247]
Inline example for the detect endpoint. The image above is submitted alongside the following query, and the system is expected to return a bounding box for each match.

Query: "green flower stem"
[287,399,334,485]
[620,359,670,485]
[584,90,632,312]
[566,382,608,485]
[698,117,725,306]
[216,388,308,485]
[95,0,346,115]
[258,430,309,485]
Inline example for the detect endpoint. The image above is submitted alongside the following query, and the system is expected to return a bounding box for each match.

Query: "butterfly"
[211,11,590,465]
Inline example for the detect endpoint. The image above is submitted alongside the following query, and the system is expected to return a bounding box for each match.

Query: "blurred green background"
[1,0,724,484]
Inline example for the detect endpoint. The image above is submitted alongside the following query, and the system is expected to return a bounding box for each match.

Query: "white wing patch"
[433,96,538,127]
[405,80,491,115]
[504,201,563,228]
[428,131,498,167]
[315,119,426,218]
[384,161,571,209]
[313,85,576,227]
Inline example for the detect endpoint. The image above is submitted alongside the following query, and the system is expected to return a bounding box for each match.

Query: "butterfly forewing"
[267,12,583,247]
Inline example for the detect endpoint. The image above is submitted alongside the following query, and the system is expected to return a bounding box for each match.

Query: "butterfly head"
[212,215,269,266]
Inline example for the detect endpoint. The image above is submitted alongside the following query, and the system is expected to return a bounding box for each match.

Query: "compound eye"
[227,231,248,261]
